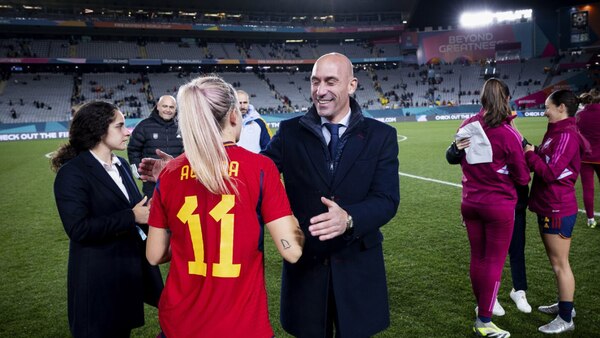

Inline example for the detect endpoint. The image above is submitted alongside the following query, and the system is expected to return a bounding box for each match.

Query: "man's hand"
[524,144,534,153]
[308,197,349,241]
[138,149,174,182]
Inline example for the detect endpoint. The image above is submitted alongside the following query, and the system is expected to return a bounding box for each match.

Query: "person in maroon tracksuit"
[575,89,600,228]
[457,78,530,338]
[524,89,588,334]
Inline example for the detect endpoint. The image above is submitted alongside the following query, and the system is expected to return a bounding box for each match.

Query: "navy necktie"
[324,123,341,160]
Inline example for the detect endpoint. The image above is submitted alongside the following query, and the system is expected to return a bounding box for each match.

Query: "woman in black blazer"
[52,101,162,338]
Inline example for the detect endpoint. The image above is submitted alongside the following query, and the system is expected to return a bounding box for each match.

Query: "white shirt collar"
[320,108,351,127]
[89,150,122,169]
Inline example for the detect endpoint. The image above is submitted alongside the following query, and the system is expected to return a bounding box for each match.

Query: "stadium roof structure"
[1,0,418,39]
[4,0,597,28]
[1,0,597,31]
[3,0,417,15]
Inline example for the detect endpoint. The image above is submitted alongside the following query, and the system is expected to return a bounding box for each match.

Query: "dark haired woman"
[52,101,162,338]
[447,80,534,319]
[453,78,530,337]
[525,89,588,334]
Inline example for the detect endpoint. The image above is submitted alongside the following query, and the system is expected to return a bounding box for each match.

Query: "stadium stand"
[220,72,283,111]
[0,73,73,123]
[0,47,577,121]
[75,40,140,59]
[145,42,206,59]
[0,1,598,124]
[262,71,312,111]
[80,73,151,117]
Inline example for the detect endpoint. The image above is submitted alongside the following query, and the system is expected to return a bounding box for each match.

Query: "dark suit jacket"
[263,98,400,338]
[54,151,163,338]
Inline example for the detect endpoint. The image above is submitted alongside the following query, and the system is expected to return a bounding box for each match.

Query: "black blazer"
[54,151,162,338]
[263,98,400,337]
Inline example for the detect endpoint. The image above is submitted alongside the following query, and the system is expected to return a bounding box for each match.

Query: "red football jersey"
[149,143,292,338]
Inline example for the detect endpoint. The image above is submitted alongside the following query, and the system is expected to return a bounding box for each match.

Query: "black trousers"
[509,206,528,291]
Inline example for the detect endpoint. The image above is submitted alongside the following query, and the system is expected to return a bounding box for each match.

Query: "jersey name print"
[148,145,291,338]
[179,160,240,181]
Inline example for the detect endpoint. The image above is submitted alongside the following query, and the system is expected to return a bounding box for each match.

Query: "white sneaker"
[509,289,532,313]
[538,303,576,318]
[475,298,506,316]
[588,218,597,228]
[473,318,511,337]
[538,315,574,334]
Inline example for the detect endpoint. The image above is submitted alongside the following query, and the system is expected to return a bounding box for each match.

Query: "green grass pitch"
[0,117,598,337]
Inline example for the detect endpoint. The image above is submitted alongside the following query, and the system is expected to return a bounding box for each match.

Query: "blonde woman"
[146,75,303,338]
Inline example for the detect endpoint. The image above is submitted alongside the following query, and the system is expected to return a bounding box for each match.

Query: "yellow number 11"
[177,194,241,278]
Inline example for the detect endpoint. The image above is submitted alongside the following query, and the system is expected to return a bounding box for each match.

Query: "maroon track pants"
[462,201,515,318]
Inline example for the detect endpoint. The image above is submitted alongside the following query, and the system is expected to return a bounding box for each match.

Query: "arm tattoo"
[281,239,291,249]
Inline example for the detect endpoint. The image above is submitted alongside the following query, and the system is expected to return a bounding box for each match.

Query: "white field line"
[398,171,462,188]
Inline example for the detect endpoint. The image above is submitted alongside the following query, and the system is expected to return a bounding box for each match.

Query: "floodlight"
[460,11,494,28]
[460,9,531,28]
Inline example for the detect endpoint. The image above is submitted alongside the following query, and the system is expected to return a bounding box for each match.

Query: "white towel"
[455,121,493,164]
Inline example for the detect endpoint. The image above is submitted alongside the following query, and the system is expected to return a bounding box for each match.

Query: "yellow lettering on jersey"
[177,196,207,276]
[228,161,240,177]
[210,195,240,277]
[180,165,190,181]
[180,165,197,180]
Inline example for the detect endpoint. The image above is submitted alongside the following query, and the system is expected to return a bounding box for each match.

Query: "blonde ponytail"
[177,75,239,195]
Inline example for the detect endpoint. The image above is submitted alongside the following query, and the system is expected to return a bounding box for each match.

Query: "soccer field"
[0,118,598,337]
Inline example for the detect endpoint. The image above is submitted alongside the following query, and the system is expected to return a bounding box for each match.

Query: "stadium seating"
[0,73,73,123]
[2,31,591,123]
[75,41,140,59]
[145,42,205,59]
[81,73,151,117]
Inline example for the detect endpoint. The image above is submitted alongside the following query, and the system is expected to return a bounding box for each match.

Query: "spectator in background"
[145,75,303,337]
[128,95,183,197]
[236,90,272,153]
[449,78,530,338]
[525,90,588,334]
[576,88,600,228]
[52,101,163,338]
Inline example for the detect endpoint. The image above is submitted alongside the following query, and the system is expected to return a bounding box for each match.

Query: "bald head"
[157,95,177,121]
[310,53,357,122]
[314,53,354,79]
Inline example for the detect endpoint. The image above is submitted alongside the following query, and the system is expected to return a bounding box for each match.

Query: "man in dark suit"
[263,53,400,338]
